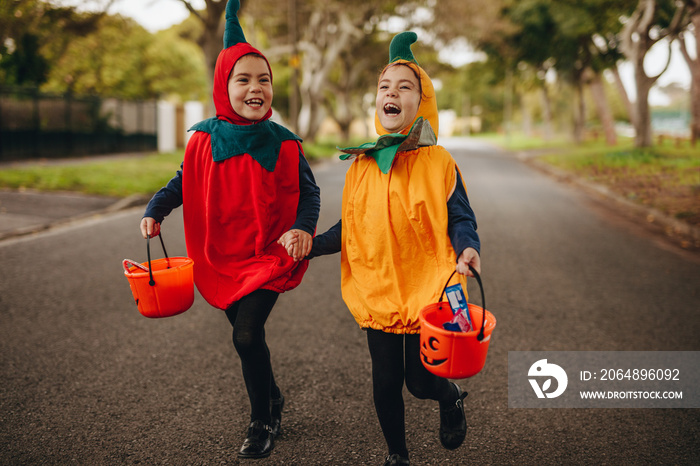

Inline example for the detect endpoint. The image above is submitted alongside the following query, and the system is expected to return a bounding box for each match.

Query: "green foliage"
[2,2,207,101]
[0,1,101,87]
[0,32,49,86]
[41,15,207,101]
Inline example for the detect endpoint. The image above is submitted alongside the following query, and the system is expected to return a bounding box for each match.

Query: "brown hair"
[379,62,424,100]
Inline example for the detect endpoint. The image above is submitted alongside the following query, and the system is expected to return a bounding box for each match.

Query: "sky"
[55,0,694,105]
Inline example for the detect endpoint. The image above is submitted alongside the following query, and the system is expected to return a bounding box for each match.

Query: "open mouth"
[246,98,264,107]
[383,103,401,115]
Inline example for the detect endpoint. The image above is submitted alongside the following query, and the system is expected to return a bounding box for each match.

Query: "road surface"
[1,138,698,464]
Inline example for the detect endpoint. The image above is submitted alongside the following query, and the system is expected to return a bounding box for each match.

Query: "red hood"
[213,43,273,125]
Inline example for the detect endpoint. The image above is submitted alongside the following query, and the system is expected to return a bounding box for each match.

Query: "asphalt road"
[1,139,699,465]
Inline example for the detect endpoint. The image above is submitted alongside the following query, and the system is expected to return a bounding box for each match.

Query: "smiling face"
[375,64,422,134]
[227,54,273,122]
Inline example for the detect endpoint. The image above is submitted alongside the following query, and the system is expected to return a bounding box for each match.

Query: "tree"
[40,14,207,101]
[620,0,691,147]
[325,34,385,142]
[501,0,636,145]
[177,0,228,114]
[678,0,700,146]
[0,1,108,87]
[175,0,404,141]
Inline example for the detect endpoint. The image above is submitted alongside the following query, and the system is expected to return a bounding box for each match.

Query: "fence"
[0,87,157,162]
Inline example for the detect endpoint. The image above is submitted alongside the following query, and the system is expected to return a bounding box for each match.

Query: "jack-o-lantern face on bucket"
[421,336,448,367]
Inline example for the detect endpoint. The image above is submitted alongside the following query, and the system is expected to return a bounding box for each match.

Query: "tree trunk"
[586,68,617,145]
[330,89,354,142]
[633,53,656,147]
[540,84,553,141]
[679,7,699,146]
[180,0,227,118]
[620,0,689,148]
[521,95,533,137]
[296,9,360,142]
[611,65,636,127]
[572,71,586,144]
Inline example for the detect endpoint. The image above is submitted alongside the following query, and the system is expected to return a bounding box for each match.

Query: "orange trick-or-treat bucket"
[123,233,194,318]
[419,267,496,379]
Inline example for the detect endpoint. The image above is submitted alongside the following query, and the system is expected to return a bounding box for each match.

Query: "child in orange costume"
[294,32,481,465]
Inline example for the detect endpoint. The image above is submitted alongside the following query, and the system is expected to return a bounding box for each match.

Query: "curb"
[0,193,150,242]
[519,152,700,247]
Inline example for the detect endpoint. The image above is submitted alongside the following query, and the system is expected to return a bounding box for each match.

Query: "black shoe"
[238,420,274,459]
[384,453,410,465]
[439,382,468,450]
[270,392,285,438]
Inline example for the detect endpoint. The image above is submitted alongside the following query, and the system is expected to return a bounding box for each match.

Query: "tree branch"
[678,32,695,66]
[648,39,674,82]
[179,1,204,22]
[639,0,657,33]
[660,0,691,40]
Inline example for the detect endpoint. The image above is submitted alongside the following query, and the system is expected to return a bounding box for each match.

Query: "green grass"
[489,132,700,225]
[0,137,355,197]
[475,132,571,151]
[0,151,186,197]
[303,136,368,160]
[537,140,700,180]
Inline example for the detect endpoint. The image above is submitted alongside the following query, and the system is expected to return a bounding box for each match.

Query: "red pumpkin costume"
[142,2,319,456]
[144,5,319,311]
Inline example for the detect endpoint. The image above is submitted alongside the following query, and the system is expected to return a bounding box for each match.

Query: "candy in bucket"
[419,267,496,379]
[443,283,474,332]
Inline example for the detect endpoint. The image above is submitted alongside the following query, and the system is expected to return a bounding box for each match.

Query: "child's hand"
[278,230,299,251]
[278,229,312,261]
[456,247,480,277]
[140,217,161,239]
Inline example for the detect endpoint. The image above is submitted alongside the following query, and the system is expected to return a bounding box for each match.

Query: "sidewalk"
[0,152,152,241]
[0,189,147,241]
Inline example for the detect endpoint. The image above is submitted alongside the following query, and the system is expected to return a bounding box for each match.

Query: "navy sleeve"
[143,163,184,223]
[290,150,321,235]
[447,169,480,258]
[307,219,342,259]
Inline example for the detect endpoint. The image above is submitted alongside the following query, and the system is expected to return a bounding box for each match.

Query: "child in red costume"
[140,0,319,459]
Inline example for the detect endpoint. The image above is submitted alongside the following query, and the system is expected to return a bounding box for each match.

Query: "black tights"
[225,289,281,424]
[366,328,456,458]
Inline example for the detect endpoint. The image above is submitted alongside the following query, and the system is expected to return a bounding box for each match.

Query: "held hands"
[457,247,481,277]
[140,217,161,239]
[278,229,312,261]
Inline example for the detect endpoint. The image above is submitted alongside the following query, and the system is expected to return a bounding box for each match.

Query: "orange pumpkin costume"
[313,33,479,334]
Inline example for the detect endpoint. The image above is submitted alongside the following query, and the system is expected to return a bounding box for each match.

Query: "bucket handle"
[439,266,487,342]
[146,232,169,286]
[122,259,149,273]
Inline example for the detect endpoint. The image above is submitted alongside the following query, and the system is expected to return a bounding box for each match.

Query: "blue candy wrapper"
[443,283,473,332]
